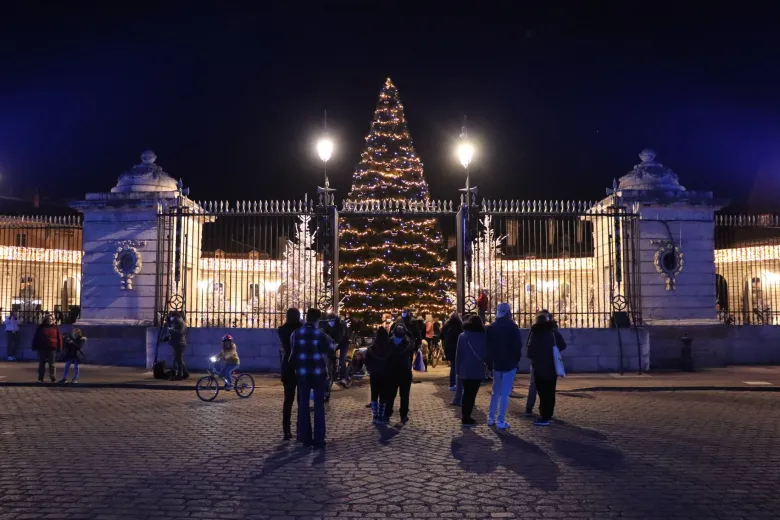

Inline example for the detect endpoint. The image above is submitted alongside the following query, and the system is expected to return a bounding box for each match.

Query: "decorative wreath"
[653,241,684,291]
[113,240,146,290]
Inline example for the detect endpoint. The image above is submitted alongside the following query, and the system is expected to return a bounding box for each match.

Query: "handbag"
[413,349,425,372]
[553,346,566,378]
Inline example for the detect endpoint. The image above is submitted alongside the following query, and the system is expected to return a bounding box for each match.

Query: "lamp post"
[455,116,476,315]
[317,110,334,205]
[457,115,475,206]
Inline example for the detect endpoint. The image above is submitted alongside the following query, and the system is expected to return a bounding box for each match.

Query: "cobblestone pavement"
[1,383,779,519]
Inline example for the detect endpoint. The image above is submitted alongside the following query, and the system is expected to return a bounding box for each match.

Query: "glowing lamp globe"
[457,142,474,168]
[317,138,334,163]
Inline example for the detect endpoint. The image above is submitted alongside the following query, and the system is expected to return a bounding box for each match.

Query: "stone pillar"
[70,151,204,326]
[593,149,726,325]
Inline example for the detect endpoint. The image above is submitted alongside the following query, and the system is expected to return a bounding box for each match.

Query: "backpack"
[153,360,167,379]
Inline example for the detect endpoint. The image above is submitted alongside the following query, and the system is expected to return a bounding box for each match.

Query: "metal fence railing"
[0,215,83,324]
[156,200,327,329]
[468,200,642,328]
[715,214,780,325]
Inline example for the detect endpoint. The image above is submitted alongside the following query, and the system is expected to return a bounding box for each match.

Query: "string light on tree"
[340,78,455,324]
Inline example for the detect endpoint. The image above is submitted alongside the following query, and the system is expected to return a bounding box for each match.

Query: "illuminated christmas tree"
[340,78,455,324]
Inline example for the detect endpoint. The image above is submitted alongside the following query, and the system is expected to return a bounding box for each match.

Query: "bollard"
[680,333,694,372]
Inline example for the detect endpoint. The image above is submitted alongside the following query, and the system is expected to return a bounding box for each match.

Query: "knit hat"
[496,302,511,319]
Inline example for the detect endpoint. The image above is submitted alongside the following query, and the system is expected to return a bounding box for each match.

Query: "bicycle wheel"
[234,373,255,398]
[341,358,353,388]
[195,376,219,402]
[430,348,440,368]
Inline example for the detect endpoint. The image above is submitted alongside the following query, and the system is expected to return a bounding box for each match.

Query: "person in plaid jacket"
[289,308,335,449]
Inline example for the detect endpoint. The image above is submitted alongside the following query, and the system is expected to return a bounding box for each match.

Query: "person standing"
[477,290,489,324]
[424,315,435,370]
[391,309,422,351]
[365,326,393,424]
[4,312,20,361]
[278,308,302,441]
[526,311,567,426]
[32,314,62,383]
[441,312,463,393]
[323,313,349,385]
[59,328,86,384]
[485,303,523,429]
[456,315,487,427]
[289,308,334,449]
[168,312,189,380]
[385,324,416,424]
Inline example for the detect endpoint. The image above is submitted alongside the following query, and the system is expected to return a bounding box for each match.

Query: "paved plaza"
[1,382,779,519]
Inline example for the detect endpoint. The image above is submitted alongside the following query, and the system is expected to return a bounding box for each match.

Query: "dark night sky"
[2,3,780,211]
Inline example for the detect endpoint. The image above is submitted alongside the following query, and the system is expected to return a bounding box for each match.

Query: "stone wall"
[146,327,281,372]
[648,324,780,369]
[516,327,650,373]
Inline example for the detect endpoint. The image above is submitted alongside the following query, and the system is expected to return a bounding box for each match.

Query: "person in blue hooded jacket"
[485,303,523,429]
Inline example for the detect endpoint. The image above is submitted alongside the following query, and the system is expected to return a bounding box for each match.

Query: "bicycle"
[195,357,255,402]
[428,339,444,368]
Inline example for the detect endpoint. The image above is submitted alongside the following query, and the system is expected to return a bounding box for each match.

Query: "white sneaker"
[487,417,495,427]
[6,357,12,361]
[497,421,511,430]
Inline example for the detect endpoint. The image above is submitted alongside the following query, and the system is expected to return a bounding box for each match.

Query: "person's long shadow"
[451,428,500,474]
[253,443,314,478]
[494,431,561,491]
[548,420,625,471]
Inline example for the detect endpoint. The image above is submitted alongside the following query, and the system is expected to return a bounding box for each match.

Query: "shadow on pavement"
[451,428,561,491]
[494,431,561,492]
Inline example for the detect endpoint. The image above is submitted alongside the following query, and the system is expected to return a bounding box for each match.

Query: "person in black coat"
[322,313,349,383]
[278,308,302,440]
[365,326,393,424]
[384,324,416,423]
[441,312,463,390]
[526,311,567,426]
[167,312,188,379]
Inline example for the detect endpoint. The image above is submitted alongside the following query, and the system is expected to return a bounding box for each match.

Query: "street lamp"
[317,110,335,205]
[457,115,476,205]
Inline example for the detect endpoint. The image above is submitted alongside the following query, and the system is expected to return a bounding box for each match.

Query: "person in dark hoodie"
[391,309,422,351]
[526,311,567,426]
[456,315,488,427]
[278,308,302,441]
[365,326,393,424]
[323,312,349,385]
[441,312,463,391]
[384,323,416,424]
[485,303,523,429]
[167,312,189,380]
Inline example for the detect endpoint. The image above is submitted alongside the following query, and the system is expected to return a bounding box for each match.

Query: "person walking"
[526,311,567,426]
[441,312,463,392]
[32,314,62,383]
[4,312,20,361]
[168,312,189,380]
[59,328,86,384]
[384,324,416,424]
[289,308,334,449]
[485,303,523,429]
[456,315,487,427]
[278,308,302,441]
[365,326,393,424]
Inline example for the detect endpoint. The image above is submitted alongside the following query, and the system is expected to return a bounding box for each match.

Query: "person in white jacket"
[4,312,20,361]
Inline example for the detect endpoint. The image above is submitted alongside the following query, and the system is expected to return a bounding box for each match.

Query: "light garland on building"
[0,245,83,264]
[715,244,780,263]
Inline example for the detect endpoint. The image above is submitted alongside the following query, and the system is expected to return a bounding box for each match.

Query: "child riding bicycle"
[214,334,240,390]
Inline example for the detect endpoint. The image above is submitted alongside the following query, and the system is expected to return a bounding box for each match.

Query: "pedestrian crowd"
[3,300,567,448]
[276,302,567,449]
